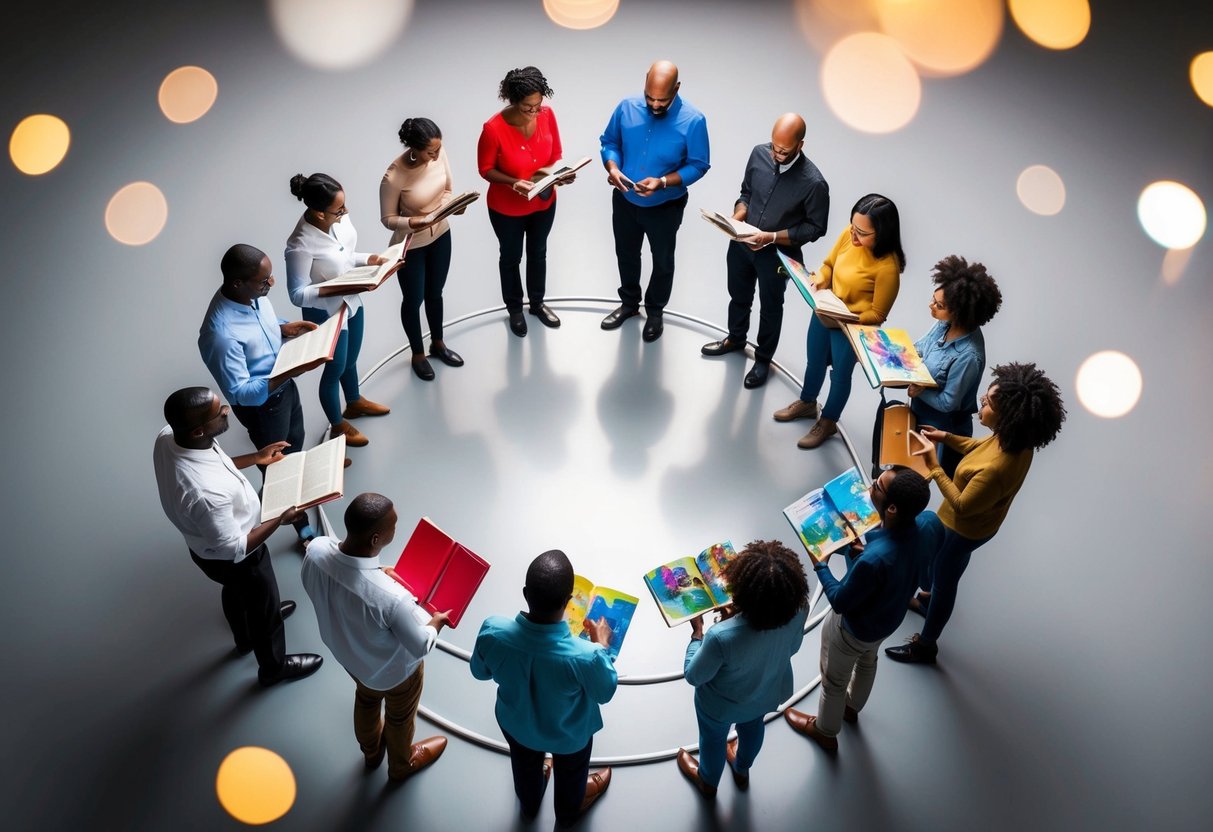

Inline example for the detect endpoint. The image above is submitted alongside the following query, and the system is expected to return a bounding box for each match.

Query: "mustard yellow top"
[817,228,900,325]
[930,434,1033,540]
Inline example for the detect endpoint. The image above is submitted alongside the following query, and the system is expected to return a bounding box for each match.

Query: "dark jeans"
[191,545,285,675]
[726,242,797,364]
[397,232,451,354]
[230,378,305,463]
[302,306,363,427]
[611,190,687,315]
[488,204,557,312]
[501,727,592,827]
[920,527,992,643]
[910,400,973,478]
[799,315,858,421]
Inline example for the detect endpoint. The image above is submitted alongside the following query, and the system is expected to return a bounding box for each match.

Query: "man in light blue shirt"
[600,60,710,341]
[471,550,616,827]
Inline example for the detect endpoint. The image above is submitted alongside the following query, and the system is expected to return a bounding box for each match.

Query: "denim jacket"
[912,320,985,416]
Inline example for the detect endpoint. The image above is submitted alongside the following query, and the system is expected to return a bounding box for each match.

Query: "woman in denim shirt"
[906,256,1002,477]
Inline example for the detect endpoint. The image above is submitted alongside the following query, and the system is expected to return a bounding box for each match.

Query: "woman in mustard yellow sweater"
[773,193,905,449]
[886,362,1066,664]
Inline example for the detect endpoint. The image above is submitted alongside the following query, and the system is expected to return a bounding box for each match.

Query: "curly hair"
[498,66,554,104]
[933,255,1002,331]
[988,362,1066,453]
[723,540,808,631]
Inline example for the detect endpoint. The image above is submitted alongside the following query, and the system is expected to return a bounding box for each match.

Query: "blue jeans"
[302,306,363,427]
[694,702,766,788]
[799,315,858,421]
[920,527,992,643]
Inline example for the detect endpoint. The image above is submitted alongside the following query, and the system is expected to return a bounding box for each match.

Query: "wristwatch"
[660,175,668,189]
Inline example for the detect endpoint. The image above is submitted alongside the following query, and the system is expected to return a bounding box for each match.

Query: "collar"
[777,152,801,174]
[513,612,570,634]
[333,549,383,570]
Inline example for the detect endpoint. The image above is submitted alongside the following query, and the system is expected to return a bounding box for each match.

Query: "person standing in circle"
[285,173,391,449]
[478,66,568,338]
[773,193,904,449]
[380,118,464,381]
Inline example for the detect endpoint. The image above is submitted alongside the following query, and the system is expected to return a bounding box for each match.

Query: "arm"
[188,492,299,560]
[858,260,900,325]
[469,623,494,680]
[683,625,723,687]
[674,114,711,187]
[548,108,564,167]
[379,172,410,232]
[929,454,1014,516]
[599,104,624,170]
[580,646,619,704]
[230,441,289,470]
[914,349,983,413]
[733,153,753,220]
[814,556,879,615]
[284,246,322,309]
[204,337,268,407]
[388,596,440,658]
[478,124,537,195]
[814,233,844,289]
[786,179,830,245]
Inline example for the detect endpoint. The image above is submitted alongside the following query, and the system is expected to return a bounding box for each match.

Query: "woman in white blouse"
[285,173,391,448]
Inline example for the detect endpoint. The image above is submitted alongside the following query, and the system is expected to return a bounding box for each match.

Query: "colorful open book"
[388,517,490,628]
[783,468,881,563]
[843,324,937,389]
[776,250,860,324]
[564,576,638,660]
[643,540,738,627]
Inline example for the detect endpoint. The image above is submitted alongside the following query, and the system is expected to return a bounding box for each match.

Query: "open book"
[388,517,490,628]
[426,191,480,225]
[643,540,738,627]
[317,238,409,296]
[777,250,860,325]
[269,305,345,383]
[259,434,346,522]
[844,324,937,389]
[564,576,639,660]
[528,156,593,200]
[783,468,881,563]
[699,208,762,240]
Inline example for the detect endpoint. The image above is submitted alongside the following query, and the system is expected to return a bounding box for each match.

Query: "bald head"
[644,60,680,117]
[771,113,806,165]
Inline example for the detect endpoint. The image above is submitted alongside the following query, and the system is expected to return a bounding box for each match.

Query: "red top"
[477,106,563,216]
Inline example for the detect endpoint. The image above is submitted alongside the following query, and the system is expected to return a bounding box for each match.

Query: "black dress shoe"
[642,315,664,342]
[429,344,464,367]
[701,338,745,356]
[529,304,561,328]
[279,600,296,621]
[508,310,527,337]
[885,633,938,664]
[258,653,323,687]
[601,305,639,330]
[411,358,435,381]
[744,362,770,389]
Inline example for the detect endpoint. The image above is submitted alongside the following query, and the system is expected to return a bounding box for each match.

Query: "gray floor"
[2,1,1212,830]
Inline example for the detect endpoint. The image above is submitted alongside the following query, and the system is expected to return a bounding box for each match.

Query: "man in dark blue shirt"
[700,113,829,388]
[600,60,710,342]
[785,467,941,751]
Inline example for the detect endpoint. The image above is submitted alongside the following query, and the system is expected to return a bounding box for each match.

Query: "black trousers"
[611,190,687,315]
[726,242,797,364]
[191,545,286,675]
[230,378,305,460]
[501,727,592,827]
[489,204,557,312]
[396,232,451,354]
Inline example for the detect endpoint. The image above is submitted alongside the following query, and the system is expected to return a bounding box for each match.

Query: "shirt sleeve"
[787,178,830,244]
[476,121,499,179]
[736,153,754,211]
[284,246,321,309]
[186,489,248,561]
[469,623,494,680]
[859,259,900,325]
[929,448,1021,517]
[816,557,879,614]
[599,104,624,168]
[379,172,408,232]
[200,332,268,407]
[817,231,845,287]
[683,631,723,687]
[548,109,564,165]
[388,595,437,659]
[442,151,454,200]
[915,347,982,413]
[579,647,619,704]
[675,113,710,186]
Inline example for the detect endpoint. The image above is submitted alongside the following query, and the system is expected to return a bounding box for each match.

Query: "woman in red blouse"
[477,66,570,337]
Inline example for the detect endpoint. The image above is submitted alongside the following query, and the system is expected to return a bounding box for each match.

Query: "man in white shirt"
[301,493,450,782]
[153,386,324,686]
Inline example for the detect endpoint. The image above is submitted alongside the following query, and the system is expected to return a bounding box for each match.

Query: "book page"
[564,575,596,640]
[699,209,761,239]
[429,191,480,224]
[854,326,936,387]
[259,452,305,522]
[823,468,881,537]
[321,239,409,292]
[693,540,737,607]
[643,556,720,626]
[297,434,345,507]
[426,543,490,628]
[393,517,455,601]
[582,587,639,660]
[783,487,856,563]
[269,306,344,380]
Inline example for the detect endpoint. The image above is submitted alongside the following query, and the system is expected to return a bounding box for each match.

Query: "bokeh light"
[1008,0,1091,50]
[794,0,879,53]
[1191,51,1213,107]
[268,0,412,70]
[9,114,70,175]
[1016,165,1066,216]
[158,66,218,124]
[821,32,921,133]
[216,747,296,825]
[105,182,168,246]
[1160,247,1193,286]
[1076,351,1143,419]
[1137,181,1206,250]
[543,0,619,30]
[874,0,1003,77]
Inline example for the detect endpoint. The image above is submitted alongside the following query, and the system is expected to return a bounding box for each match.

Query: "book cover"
[783,488,856,563]
[392,517,454,601]
[776,250,858,322]
[823,468,880,537]
[424,543,490,629]
[847,325,936,388]
[564,577,638,660]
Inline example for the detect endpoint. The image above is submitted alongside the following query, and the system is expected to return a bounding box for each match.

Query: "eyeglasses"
[326,206,348,218]
[850,224,875,238]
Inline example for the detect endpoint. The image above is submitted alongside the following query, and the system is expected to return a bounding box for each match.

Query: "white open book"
[317,238,409,296]
[269,306,345,383]
[776,250,860,325]
[528,156,593,200]
[699,208,762,240]
[426,191,480,225]
[260,434,346,522]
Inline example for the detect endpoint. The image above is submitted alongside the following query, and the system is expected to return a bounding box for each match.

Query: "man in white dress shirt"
[301,493,451,782]
[153,386,324,686]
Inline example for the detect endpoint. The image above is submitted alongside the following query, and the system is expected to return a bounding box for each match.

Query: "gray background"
[1,1,1211,830]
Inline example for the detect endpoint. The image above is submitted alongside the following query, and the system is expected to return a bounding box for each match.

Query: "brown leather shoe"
[578,767,612,812]
[331,419,368,447]
[725,738,749,790]
[773,399,818,422]
[797,417,837,449]
[676,749,717,798]
[390,735,447,780]
[784,708,838,751]
[343,397,390,418]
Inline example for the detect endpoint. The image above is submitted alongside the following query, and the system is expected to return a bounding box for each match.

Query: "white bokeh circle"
[1076,351,1143,419]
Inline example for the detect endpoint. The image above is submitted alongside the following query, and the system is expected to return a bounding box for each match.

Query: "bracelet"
[660,175,668,189]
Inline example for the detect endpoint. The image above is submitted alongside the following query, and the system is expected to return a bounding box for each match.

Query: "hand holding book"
[908,429,939,469]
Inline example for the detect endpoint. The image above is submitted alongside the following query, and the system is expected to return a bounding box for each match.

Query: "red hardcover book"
[390,517,490,628]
